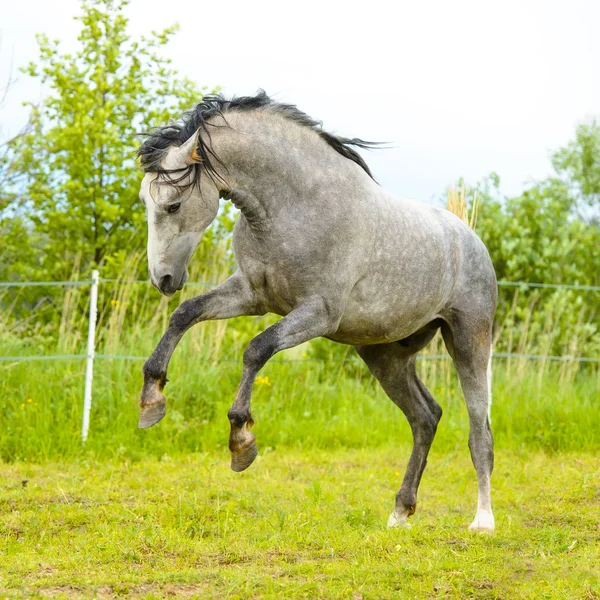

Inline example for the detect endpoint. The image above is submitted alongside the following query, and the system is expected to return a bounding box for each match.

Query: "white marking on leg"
[469,476,495,532]
[469,506,495,532]
[387,508,412,528]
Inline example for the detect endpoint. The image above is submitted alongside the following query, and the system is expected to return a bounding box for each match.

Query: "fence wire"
[1,277,599,365]
[1,353,598,364]
[2,279,599,291]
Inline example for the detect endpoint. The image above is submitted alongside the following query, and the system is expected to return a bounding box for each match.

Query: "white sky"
[1,0,598,204]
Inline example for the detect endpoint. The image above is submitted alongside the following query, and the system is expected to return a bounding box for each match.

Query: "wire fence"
[2,279,600,291]
[1,353,599,364]
[1,276,599,365]
[2,274,599,441]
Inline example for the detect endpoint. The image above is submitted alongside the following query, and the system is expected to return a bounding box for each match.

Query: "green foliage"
[477,178,598,286]
[455,126,600,360]
[476,177,599,360]
[0,75,32,282]
[5,0,216,281]
[552,118,600,214]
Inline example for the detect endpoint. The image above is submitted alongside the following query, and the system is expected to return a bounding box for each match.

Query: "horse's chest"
[245,266,298,316]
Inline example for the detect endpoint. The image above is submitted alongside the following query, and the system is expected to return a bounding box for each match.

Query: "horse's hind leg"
[441,317,495,532]
[356,341,442,527]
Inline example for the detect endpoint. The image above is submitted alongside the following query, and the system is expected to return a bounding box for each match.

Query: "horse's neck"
[214,112,351,213]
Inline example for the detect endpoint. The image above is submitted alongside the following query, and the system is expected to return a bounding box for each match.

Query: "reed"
[446,184,479,229]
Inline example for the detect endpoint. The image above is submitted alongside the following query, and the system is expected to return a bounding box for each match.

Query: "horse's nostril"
[158,274,173,293]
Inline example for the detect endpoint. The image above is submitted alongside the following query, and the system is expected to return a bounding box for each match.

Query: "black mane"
[137,90,379,189]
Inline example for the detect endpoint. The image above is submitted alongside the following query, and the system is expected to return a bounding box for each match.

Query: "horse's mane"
[137,90,379,189]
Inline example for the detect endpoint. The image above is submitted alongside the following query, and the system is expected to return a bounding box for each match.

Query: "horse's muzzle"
[154,266,187,296]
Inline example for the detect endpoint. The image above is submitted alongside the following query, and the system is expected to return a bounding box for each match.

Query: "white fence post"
[82,270,100,443]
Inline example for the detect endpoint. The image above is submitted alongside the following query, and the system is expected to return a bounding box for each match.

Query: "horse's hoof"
[230,440,258,472]
[387,511,411,528]
[138,399,166,428]
[468,509,495,533]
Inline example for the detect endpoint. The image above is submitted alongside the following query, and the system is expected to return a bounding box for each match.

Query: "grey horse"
[137,92,497,532]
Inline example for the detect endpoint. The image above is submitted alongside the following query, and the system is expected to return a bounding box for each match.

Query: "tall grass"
[1,340,598,462]
[1,237,598,462]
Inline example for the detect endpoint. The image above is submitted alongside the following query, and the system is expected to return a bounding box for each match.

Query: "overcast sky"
[1,0,598,204]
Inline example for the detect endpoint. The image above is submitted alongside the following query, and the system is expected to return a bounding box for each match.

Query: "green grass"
[1,448,598,599]
[2,324,599,598]
[1,341,598,462]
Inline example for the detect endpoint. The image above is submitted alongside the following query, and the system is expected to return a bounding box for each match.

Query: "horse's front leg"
[139,273,261,428]
[228,296,337,471]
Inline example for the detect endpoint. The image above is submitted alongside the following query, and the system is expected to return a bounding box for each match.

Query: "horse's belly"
[328,304,440,346]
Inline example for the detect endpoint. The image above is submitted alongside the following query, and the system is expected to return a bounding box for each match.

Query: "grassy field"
[2,272,599,598]
[1,448,599,599]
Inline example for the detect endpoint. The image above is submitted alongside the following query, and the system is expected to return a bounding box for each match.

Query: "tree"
[0,41,37,282]
[8,0,216,280]
[551,118,600,224]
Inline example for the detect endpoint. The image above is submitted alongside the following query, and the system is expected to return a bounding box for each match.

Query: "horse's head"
[138,130,220,296]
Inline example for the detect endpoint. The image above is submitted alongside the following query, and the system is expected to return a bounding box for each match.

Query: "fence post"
[82,270,100,443]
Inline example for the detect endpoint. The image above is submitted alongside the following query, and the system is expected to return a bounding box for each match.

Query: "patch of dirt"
[0,583,210,599]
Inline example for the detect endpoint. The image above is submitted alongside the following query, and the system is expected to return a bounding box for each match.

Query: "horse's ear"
[177,128,202,165]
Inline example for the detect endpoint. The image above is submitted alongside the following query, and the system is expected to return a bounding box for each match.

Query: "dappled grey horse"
[137,92,497,532]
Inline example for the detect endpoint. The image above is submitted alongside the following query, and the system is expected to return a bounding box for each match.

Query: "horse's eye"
[167,202,181,214]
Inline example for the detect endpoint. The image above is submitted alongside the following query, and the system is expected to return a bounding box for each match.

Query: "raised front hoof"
[468,509,495,533]
[138,399,166,429]
[230,440,258,472]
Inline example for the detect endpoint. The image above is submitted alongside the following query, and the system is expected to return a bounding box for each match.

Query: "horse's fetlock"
[142,360,166,385]
[227,408,248,427]
[396,489,417,515]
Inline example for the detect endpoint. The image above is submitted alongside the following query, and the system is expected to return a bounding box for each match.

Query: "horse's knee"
[169,298,198,330]
[243,333,276,370]
[430,399,443,423]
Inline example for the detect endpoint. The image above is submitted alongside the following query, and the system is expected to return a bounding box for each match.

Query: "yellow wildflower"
[256,376,272,387]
